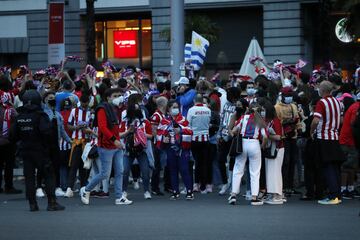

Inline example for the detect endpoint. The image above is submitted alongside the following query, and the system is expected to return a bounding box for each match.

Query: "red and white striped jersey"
[0,89,18,105]
[67,107,92,140]
[235,113,267,140]
[150,109,166,126]
[314,96,342,140]
[156,114,192,149]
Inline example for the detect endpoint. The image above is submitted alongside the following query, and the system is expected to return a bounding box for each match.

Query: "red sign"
[113,30,138,58]
[48,2,64,44]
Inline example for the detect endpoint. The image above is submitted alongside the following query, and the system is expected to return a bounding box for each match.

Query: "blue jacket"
[43,105,72,144]
[176,88,196,117]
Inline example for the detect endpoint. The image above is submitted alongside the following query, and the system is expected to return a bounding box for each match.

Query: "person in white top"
[187,94,212,193]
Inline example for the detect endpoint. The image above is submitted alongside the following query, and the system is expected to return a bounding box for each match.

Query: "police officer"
[10,90,65,212]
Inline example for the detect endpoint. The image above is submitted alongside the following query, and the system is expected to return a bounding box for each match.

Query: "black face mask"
[48,99,56,107]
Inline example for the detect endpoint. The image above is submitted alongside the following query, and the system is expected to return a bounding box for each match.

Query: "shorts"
[341,145,359,170]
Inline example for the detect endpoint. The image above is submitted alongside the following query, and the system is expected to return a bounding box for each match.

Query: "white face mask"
[284,96,293,104]
[260,110,266,118]
[112,96,124,106]
[170,108,179,116]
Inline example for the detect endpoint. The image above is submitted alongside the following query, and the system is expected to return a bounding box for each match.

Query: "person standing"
[10,90,64,211]
[187,94,211,193]
[310,81,344,205]
[80,88,132,205]
[175,77,196,117]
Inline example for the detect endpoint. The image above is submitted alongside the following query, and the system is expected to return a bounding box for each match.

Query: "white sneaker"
[180,188,187,195]
[206,185,213,193]
[115,197,133,205]
[201,189,208,194]
[193,183,200,192]
[64,187,74,198]
[133,181,140,190]
[144,191,152,199]
[219,184,229,195]
[80,186,90,205]
[122,191,128,198]
[36,188,45,198]
[55,187,65,197]
[265,197,284,205]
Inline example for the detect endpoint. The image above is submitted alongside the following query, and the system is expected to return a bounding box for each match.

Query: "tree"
[86,0,96,65]
[335,0,360,39]
[160,15,220,44]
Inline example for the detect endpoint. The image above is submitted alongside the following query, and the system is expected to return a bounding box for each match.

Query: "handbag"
[87,145,99,159]
[263,142,278,159]
[228,130,243,158]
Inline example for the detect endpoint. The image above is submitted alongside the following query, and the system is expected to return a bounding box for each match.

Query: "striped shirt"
[314,96,342,140]
[235,113,267,140]
[68,107,92,140]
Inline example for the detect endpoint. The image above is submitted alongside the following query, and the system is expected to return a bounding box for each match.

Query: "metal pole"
[170,0,184,85]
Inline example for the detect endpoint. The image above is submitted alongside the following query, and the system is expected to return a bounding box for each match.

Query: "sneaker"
[36,188,45,198]
[251,198,264,206]
[47,201,65,211]
[219,184,229,195]
[206,185,213,193]
[133,181,140,190]
[186,192,194,200]
[200,189,208,194]
[4,187,22,194]
[55,188,65,197]
[115,197,133,205]
[94,191,110,198]
[318,197,341,205]
[228,195,237,205]
[180,188,187,195]
[193,183,200,192]
[258,191,266,200]
[122,191,128,199]
[265,196,284,205]
[170,192,180,200]
[80,187,90,205]
[144,191,152,199]
[151,189,164,196]
[64,188,74,198]
[341,190,354,200]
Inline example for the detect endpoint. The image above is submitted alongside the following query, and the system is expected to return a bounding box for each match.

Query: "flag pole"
[170,0,184,85]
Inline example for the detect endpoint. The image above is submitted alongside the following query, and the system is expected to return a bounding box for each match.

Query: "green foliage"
[160,15,220,44]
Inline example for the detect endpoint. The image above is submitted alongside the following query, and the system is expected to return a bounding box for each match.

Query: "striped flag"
[190,31,209,71]
[184,43,192,63]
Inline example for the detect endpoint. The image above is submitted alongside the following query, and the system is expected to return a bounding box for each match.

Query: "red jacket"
[156,114,192,150]
[340,102,359,146]
[97,108,120,149]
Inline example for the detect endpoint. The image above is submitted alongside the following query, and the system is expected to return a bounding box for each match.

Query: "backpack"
[125,123,147,157]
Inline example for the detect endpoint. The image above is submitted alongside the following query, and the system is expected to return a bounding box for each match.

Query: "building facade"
[0,0,357,76]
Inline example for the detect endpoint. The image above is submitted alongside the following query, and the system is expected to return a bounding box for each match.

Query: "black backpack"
[125,131,145,158]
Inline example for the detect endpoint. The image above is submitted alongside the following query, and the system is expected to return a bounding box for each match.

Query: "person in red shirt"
[339,94,360,199]
[120,101,153,200]
[80,88,133,206]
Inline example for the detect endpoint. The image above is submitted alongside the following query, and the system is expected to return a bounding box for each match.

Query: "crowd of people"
[0,59,359,211]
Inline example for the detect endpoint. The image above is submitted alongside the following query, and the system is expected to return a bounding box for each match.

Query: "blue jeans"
[167,148,192,193]
[85,147,124,199]
[123,151,150,192]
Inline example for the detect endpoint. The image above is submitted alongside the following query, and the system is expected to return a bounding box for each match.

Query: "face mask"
[48,99,56,107]
[246,88,256,96]
[171,108,179,116]
[112,96,124,106]
[283,96,293,104]
[260,110,266,118]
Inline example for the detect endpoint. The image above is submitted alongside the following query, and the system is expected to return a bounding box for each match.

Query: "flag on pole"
[190,31,209,71]
[239,38,269,81]
[184,43,192,63]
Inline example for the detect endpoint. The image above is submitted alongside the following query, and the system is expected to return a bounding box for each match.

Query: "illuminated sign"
[335,18,353,43]
[113,30,138,58]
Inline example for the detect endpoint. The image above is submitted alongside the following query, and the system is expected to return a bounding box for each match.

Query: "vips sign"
[113,30,138,58]
[48,2,65,65]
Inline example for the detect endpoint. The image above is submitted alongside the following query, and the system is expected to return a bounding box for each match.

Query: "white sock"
[348,185,355,192]
[341,186,347,192]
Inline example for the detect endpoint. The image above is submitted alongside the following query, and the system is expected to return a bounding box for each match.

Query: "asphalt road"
[0,181,359,240]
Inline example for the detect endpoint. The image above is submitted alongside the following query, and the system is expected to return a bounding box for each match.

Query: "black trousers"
[191,141,212,190]
[218,139,232,184]
[282,138,298,189]
[0,143,15,190]
[23,152,55,204]
[67,145,88,189]
[304,139,324,199]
